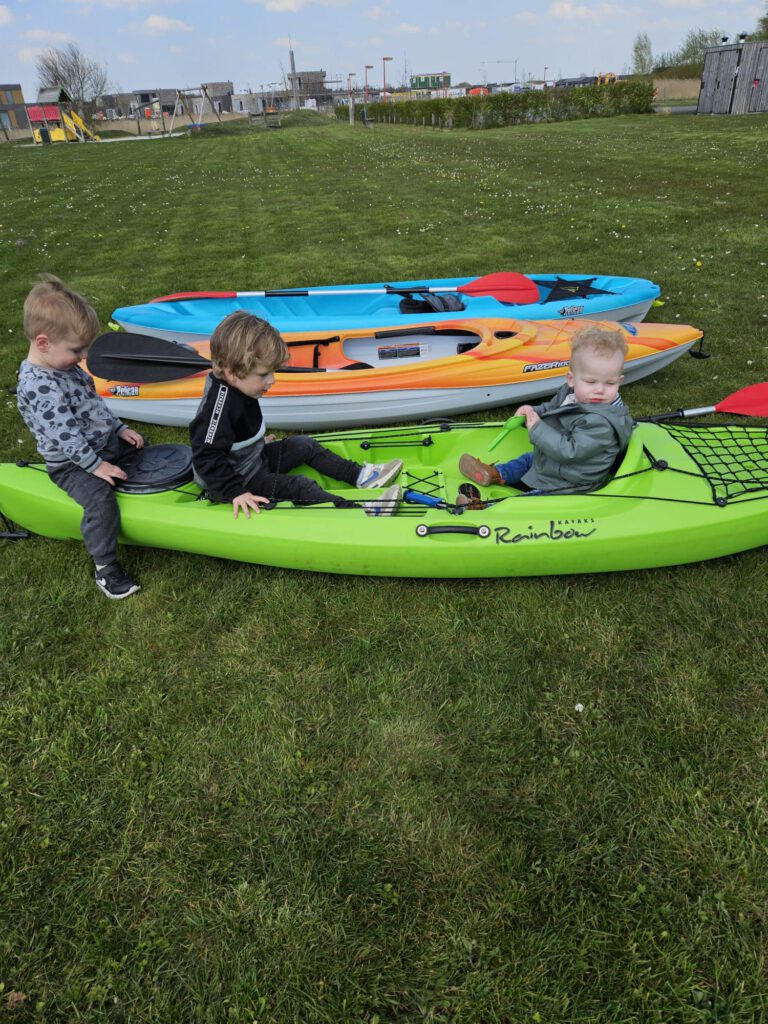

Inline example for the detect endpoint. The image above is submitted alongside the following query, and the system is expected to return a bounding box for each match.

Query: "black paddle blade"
[87,332,211,384]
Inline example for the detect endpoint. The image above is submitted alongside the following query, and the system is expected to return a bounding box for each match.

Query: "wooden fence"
[698,41,768,114]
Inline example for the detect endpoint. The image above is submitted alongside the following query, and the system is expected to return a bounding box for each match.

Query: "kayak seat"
[340,361,374,370]
[114,443,194,494]
[285,337,340,369]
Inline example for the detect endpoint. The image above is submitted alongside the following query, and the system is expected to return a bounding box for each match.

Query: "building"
[132,89,182,116]
[287,70,333,108]
[201,82,234,113]
[0,84,29,136]
[411,73,451,91]
[94,92,137,118]
[232,92,264,115]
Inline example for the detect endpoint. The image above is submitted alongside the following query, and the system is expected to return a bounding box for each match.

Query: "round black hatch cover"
[114,444,194,494]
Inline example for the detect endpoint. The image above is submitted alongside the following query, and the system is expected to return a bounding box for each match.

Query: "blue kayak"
[112,272,661,343]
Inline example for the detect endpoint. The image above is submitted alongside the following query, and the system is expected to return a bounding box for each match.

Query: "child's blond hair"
[570,324,628,371]
[23,274,100,345]
[209,311,289,379]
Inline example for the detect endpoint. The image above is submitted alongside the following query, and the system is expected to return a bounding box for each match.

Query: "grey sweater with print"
[522,384,635,493]
[17,362,125,472]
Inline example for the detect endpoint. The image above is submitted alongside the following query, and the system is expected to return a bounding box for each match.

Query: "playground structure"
[26,87,99,144]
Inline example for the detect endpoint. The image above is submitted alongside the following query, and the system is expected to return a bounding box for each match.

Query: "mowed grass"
[1,112,768,1022]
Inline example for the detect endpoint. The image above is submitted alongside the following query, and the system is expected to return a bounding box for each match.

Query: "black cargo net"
[659,423,768,505]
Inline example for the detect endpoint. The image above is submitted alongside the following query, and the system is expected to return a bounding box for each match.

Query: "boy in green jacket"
[460,325,634,495]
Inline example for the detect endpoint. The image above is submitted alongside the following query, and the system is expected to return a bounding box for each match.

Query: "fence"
[698,41,768,115]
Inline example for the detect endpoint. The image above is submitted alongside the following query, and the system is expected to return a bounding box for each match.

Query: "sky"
[1,0,763,100]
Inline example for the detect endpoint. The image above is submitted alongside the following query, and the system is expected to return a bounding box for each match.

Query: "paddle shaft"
[240,286,470,297]
[646,405,717,422]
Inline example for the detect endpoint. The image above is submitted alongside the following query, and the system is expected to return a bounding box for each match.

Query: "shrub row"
[337,80,655,129]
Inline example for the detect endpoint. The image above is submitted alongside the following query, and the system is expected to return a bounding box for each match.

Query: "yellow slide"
[61,109,99,142]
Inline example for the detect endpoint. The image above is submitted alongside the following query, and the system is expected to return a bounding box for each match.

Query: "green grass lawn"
[1,112,767,1023]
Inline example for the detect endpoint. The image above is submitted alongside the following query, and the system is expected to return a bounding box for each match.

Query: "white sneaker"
[357,458,403,489]
[363,484,402,516]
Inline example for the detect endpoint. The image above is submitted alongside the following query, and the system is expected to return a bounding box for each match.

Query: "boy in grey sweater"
[460,325,634,495]
[16,275,145,598]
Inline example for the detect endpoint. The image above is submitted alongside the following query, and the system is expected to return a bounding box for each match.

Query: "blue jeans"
[496,451,534,486]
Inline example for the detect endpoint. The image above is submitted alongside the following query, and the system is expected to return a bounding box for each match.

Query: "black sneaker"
[94,562,141,599]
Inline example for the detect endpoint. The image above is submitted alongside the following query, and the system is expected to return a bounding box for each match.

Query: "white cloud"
[248,0,353,11]
[25,29,76,44]
[0,5,13,27]
[398,22,421,33]
[547,1,621,20]
[549,1,590,18]
[140,14,193,34]
[67,1,164,8]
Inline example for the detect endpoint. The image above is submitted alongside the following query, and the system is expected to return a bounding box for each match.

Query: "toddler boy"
[16,275,145,597]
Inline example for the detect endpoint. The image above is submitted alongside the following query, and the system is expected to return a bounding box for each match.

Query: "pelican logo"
[558,304,584,316]
[109,385,140,397]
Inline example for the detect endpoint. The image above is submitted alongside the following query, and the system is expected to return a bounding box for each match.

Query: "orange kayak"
[88,316,703,429]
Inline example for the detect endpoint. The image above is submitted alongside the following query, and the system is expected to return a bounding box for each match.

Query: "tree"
[631,32,654,75]
[676,28,723,63]
[35,43,112,112]
[753,2,768,39]
[653,27,723,70]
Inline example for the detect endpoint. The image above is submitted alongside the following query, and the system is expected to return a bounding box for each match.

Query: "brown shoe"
[455,483,488,511]
[459,453,503,487]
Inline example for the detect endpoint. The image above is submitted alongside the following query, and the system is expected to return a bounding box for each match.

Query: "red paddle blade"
[457,272,540,305]
[151,291,236,303]
[715,383,768,417]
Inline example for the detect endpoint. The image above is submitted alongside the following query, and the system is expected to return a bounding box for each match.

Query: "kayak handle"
[415,524,490,538]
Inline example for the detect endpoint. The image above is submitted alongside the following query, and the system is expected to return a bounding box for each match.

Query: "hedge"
[337,80,655,129]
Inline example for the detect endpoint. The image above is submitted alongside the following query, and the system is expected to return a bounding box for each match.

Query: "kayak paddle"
[644,383,768,421]
[148,272,542,307]
[86,333,334,383]
[87,333,212,384]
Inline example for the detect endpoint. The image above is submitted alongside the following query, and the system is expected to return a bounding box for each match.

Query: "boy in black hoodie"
[189,311,402,517]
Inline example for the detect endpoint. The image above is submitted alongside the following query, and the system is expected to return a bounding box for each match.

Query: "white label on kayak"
[523,360,569,373]
[378,344,428,360]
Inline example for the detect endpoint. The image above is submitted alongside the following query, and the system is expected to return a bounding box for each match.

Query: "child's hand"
[119,427,145,448]
[93,460,128,485]
[522,408,541,430]
[264,434,277,444]
[514,404,534,418]
[232,492,270,519]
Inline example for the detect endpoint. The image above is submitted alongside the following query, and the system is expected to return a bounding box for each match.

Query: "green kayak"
[1,419,767,577]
